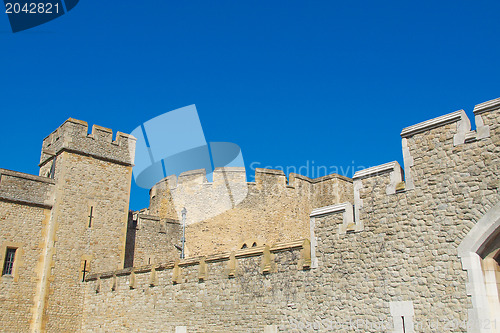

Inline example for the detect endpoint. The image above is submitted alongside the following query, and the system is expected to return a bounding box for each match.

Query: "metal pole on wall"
[181,207,186,259]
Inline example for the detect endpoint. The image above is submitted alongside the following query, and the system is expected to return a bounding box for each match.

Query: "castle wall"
[0,201,50,333]
[1,98,499,332]
[82,241,312,332]
[0,169,55,208]
[0,170,54,332]
[81,206,470,333]
[125,213,182,267]
[81,98,500,332]
[79,177,471,333]
[147,168,353,257]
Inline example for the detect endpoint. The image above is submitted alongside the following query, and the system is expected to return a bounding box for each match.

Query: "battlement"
[144,166,353,257]
[39,118,136,167]
[325,97,500,203]
[148,167,353,224]
[397,96,499,191]
[150,167,352,195]
[301,96,500,244]
[86,238,310,283]
[143,97,500,228]
[3,97,500,332]
[399,97,500,144]
[473,96,500,115]
[152,167,248,189]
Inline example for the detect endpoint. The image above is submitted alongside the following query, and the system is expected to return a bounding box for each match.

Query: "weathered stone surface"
[1,118,136,332]
[147,168,353,257]
[79,98,500,332]
[1,97,500,332]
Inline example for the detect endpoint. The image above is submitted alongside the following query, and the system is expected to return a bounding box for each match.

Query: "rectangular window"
[2,248,16,276]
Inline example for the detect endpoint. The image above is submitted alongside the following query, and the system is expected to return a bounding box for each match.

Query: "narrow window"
[241,243,247,249]
[252,242,257,247]
[81,260,89,282]
[2,248,16,276]
[49,157,56,179]
[401,316,406,333]
[88,206,94,228]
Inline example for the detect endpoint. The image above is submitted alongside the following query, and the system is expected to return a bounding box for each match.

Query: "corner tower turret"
[39,118,135,177]
[32,118,136,332]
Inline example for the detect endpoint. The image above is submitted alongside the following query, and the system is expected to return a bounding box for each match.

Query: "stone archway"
[482,248,500,325]
[458,202,500,333]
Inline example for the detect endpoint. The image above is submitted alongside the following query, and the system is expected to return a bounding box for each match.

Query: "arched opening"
[239,239,259,250]
[480,246,500,323]
[458,202,500,333]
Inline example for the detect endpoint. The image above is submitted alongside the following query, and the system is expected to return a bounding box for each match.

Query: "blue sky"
[1,1,499,210]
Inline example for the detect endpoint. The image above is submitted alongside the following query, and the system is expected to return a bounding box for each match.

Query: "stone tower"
[33,119,136,332]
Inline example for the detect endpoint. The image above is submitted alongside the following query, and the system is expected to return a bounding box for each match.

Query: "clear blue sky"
[1,1,499,210]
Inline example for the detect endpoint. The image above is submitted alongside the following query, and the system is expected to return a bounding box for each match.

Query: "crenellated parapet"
[86,238,310,286]
[144,167,353,257]
[148,167,249,226]
[307,96,500,246]
[335,97,500,202]
[301,98,500,333]
[39,118,136,169]
[398,97,499,192]
[148,167,353,225]
[472,97,500,140]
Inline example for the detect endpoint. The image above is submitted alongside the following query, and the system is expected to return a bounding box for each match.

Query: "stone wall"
[0,169,55,207]
[0,169,54,332]
[1,97,500,332]
[146,167,353,257]
[0,200,50,333]
[125,213,182,267]
[81,97,500,332]
[0,201,50,332]
[83,240,312,332]
[39,118,135,169]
